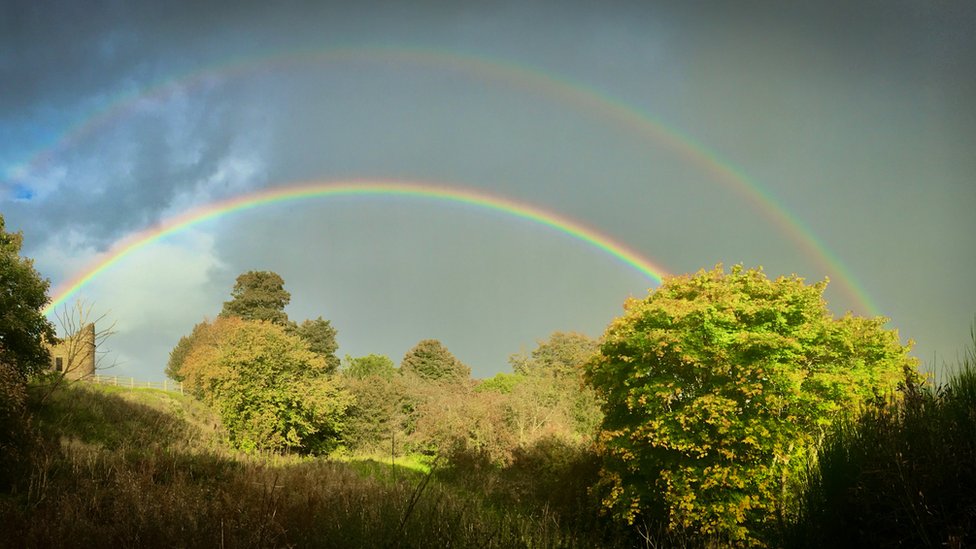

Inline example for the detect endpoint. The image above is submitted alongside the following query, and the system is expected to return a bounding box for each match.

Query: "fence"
[84,374,184,395]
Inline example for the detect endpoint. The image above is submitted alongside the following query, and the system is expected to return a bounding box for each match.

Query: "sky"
[2,0,974,381]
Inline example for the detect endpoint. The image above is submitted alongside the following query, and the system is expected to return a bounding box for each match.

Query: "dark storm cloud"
[1,0,330,114]
[4,85,254,248]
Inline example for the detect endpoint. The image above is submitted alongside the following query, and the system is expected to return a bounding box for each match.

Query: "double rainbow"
[6,46,879,316]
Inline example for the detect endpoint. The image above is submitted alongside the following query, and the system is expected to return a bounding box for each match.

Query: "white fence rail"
[84,374,184,394]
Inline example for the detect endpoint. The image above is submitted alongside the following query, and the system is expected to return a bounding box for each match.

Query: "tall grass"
[0,382,639,548]
[780,329,976,548]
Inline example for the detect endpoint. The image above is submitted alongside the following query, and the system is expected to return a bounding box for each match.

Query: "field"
[3,350,974,548]
[0,382,635,548]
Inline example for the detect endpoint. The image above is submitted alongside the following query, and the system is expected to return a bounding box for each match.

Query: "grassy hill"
[0,382,629,549]
[14,364,971,548]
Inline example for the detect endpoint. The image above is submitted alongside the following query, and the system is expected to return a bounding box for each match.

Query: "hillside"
[0,382,626,549]
[33,382,227,456]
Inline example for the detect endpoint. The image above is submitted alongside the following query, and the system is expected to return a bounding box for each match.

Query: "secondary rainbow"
[42,181,669,315]
[9,46,879,315]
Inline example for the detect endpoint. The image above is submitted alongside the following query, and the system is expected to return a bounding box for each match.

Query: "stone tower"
[48,323,96,380]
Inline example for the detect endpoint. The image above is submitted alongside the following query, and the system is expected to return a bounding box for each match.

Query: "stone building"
[47,323,96,380]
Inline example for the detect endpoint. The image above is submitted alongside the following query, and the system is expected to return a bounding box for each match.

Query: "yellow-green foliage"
[585,265,919,545]
[342,353,396,380]
[474,372,524,394]
[178,316,351,454]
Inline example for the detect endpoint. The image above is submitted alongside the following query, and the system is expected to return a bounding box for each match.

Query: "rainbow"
[8,46,880,316]
[42,181,668,315]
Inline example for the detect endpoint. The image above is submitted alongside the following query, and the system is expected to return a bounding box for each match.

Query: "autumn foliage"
[585,265,919,544]
[177,316,350,453]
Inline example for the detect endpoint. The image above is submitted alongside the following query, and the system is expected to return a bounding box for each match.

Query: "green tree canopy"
[400,339,470,383]
[220,271,291,325]
[179,316,350,453]
[295,317,340,373]
[475,372,524,394]
[510,331,599,378]
[0,214,55,379]
[0,214,55,487]
[584,265,919,544]
[343,353,396,379]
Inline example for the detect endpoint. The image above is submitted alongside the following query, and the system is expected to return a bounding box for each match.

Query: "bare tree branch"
[36,300,117,403]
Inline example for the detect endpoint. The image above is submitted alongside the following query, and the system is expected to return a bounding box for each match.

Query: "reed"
[779,326,976,548]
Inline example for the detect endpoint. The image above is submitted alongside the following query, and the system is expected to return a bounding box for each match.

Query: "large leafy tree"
[216,272,341,368]
[295,317,340,373]
[179,317,350,453]
[585,265,918,544]
[0,214,55,378]
[220,271,291,325]
[0,214,55,486]
[400,339,470,383]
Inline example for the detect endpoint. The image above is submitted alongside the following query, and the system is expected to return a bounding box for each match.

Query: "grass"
[19,336,972,548]
[335,452,435,477]
[779,331,976,548]
[1,381,639,548]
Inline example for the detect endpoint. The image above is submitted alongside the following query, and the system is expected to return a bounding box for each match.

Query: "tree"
[35,301,117,403]
[165,320,210,382]
[507,332,603,443]
[53,301,116,366]
[0,214,55,379]
[295,317,340,373]
[339,353,399,452]
[413,387,517,466]
[343,353,396,379]
[220,271,290,325]
[400,339,470,383]
[475,372,524,394]
[339,368,402,453]
[584,265,919,544]
[510,331,599,378]
[179,316,350,453]
[0,214,55,487]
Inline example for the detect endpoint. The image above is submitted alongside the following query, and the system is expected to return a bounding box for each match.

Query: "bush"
[0,363,32,489]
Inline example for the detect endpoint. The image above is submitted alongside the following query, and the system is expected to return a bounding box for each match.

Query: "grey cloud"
[7,86,254,249]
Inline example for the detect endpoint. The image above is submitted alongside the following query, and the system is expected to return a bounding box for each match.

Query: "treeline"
[164,270,603,465]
